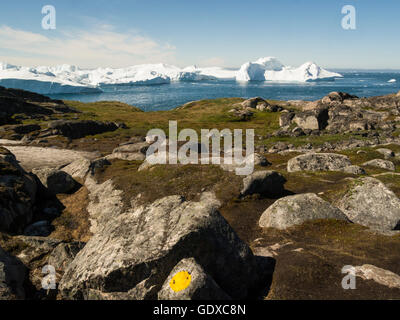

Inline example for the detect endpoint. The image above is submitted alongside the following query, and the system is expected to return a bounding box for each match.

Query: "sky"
[0,0,399,69]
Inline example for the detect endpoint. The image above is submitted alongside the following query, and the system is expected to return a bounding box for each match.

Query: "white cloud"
[0,25,177,68]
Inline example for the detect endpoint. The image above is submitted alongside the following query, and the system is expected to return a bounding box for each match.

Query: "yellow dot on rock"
[169,271,192,292]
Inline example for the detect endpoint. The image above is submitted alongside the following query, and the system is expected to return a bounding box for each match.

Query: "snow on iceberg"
[388,79,397,83]
[0,63,101,94]
[0,56,342,94]
[236,57,341,82]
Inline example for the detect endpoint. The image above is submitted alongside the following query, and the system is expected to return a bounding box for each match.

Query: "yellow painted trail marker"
[169,271,192,292]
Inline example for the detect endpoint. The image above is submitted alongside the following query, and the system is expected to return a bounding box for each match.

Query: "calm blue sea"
[48,71,400,112]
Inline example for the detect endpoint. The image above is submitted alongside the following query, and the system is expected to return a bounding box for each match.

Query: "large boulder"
[259,193,348,229]
[362,159,396,171]
[376,148,395,159]
[32,167,77,195]
[279,111,295,127]
[293,108,329,130]
[48,120,119,139]
[241,97,267,109]
[48,242,86,273]
[287,153,352,172]
[0,246,26,300]
[0,149,38,233]
[157,258,231,300]
[59,193,261,300]
[241,170,286,197]
[321,92,358,105]
[336,177,400,232]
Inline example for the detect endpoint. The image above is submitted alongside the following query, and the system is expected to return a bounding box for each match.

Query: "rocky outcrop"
[321,92,358,105]
[363,159,396,171]
[0,148,38,233]
[47,120,121,139]
[241,171,286,197]
[32,167,77,195]
[0,86,77,125]
[341,165,366,175]
[0,246,26,300]
[293,108,329,130]
[157,258,231,300]
[60,193,261,300]
[48,242,86,273]
[287,153,352,172]
[337,177,400,232]
[259,193,348,229]
[354,264,400,289]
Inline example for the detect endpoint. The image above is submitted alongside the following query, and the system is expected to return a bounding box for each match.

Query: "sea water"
[48,71,400,112]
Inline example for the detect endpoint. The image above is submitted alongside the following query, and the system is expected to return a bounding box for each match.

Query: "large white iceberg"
[0,57,341,94]
[236,57,341,82]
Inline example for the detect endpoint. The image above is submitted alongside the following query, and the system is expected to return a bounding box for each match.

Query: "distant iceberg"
[236,57,342,82]
[388,79,397,83]
[0,57,342,94]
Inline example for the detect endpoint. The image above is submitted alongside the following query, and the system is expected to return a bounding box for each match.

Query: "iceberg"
[0,57,342,94]
[236,57,341,82]
[388,79,396,83]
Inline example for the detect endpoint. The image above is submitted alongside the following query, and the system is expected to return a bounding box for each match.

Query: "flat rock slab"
[4,146,101,171]
[287,153,352,172]
[259,193,348,230]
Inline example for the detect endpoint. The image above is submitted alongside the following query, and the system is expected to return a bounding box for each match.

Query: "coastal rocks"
[279,111,295,127]
[362,159,396,171]
[293,108,329,131]
[0,152,38,233]
[287,153,352,172]
[60,193,260,300]
[241,170,286,197]
[259,193,348,230]
[228,107,254,121]
[0,246,26,300]
[337,177,400,232]
[23,221,53,237]
[354,265,400,289]
[321,92,358,105]
[10,124,41,135]
[241,97,268,109]
[157,258,231,300]
[47,120,120,139]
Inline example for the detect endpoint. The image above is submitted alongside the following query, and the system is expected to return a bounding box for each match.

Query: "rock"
[0,246,26,300]
[60,193,261,300]
[376,148,395,159]
[106,152,146,161]
[48,242,85,273]
[341,165,366,175]
[0,153,38,233]
[337,177,400,232]
[287,153,352,173]
[61,158,92,180]
[23,221,53,237]
[256,101,270,111]
[112,142,149,154]
[241,170,286,197]
[241,97,266,109]
[32,167,77,195]
[11,124,41,135]
[354,264,400,289]
[48,120,119,139]
[293,108,329,131]
[397,90,400,97]
[362,159,395,171]
[321,92,358,105]
[157,258,231,300]
[279,112,295,127]
[0,86,76,124]
[259,193,348,229]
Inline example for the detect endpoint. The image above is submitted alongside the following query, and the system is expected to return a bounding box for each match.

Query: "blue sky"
[0,0,399,69]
